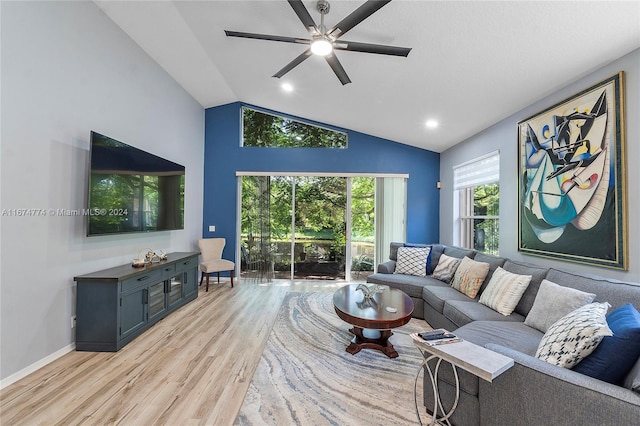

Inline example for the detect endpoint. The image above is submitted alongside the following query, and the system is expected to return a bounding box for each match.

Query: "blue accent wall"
[203,102,440,263]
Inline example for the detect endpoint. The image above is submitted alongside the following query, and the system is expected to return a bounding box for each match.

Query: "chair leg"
[206,274,210,292]
[217,272,221,284]
[199,272,204,286]
[230,270,234,288]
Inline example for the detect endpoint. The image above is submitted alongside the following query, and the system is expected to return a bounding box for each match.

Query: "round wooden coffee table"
[333,284,414,358]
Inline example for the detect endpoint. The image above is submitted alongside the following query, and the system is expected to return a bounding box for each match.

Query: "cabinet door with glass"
[168,274,183,309]
[148,280,168,323]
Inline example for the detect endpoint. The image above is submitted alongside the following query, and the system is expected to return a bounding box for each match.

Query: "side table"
[413,337,514,426]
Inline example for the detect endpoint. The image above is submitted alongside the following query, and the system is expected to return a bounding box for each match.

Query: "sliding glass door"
[350,177,375,280]
[293,176,347,279]
[239,174,405,282]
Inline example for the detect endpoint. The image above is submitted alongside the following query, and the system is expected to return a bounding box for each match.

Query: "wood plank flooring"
[0,279,350,425]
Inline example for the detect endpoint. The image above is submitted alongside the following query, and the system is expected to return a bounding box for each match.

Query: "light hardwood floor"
[0,279,351,426]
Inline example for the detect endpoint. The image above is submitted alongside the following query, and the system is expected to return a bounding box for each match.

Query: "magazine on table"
[410,328,462,346]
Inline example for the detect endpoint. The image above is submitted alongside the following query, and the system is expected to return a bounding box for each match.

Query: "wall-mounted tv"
[87,131,185,236]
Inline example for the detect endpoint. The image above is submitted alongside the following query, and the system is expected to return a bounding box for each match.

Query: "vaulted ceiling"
[95,1,640,152]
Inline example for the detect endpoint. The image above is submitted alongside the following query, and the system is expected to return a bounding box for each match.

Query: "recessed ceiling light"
[281,82,294,92]
[425,119,439,129]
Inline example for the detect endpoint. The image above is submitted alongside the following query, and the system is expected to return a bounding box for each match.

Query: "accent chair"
[198,238,235,291]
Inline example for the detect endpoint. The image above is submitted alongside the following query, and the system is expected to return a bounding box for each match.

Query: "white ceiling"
[95,0,640,153]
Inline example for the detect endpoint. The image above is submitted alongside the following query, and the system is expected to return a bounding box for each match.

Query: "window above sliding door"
[241,107,347,148]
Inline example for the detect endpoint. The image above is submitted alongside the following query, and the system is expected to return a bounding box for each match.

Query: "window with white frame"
[454,151,500,255]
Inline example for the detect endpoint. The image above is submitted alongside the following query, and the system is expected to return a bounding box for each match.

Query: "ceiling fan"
[225,0,412,85]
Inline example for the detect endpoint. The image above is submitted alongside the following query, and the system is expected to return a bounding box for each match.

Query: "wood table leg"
[346,326,399,358]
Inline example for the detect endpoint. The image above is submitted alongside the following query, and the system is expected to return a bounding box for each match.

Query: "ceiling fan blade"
[273,49,313,78]
[325,52,351,85]
[334,40,411,57]
[287,0,319,35]
[326,0,391,39]
[225,30,310,45]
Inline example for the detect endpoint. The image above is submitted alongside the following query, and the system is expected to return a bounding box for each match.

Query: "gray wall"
[0,1,204,382]
[440,48,640,282]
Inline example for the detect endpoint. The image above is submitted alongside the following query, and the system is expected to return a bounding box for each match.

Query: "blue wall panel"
[203,102,440,264]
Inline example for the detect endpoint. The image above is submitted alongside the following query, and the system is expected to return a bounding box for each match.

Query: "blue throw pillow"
[573,304,640,384]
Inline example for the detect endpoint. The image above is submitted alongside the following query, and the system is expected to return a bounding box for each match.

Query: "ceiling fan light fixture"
[311,38,333,56]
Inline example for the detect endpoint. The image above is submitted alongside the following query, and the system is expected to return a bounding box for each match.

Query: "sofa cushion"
[443,300,525,328]
[479,266,532,316]
[451,256,490,298]
[502,260,550,317]
[545,268,640,312]
[524,279,596,332]
[455,320,544,356]
[376,260,396,274]
[395,246,430,277]
[535,302,613,369]
[473,252,507,293]
[443,246,476,260]
[431,254,462,283]
[389,242,405,261]
[423,285,474,314]
[367,273,442,299]
[574,304,640,385]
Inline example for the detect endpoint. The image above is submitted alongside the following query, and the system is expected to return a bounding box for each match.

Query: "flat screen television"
[87,131,185,236]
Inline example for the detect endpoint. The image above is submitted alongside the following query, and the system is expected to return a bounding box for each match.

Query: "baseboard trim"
[0,343,76,389]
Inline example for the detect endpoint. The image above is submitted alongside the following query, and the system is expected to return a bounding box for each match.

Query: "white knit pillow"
[535,302,612,369]
[394,246,430,277]
[479,267,532,316]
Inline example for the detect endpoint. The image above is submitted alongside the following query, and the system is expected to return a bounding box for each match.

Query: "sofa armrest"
[480,344,640,425]
[377,260,396,274]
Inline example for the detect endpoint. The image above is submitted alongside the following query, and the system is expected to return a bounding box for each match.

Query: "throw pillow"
[535,302,612,369]
[394,246,431,277]
[573,304,640,385]
[450,256,490,299]
[478,267,532,316]
[524,279,596,332]
[430,254,462,283]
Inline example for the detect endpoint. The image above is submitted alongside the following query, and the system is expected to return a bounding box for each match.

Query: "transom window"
[241,107,347,148]
[454,151,500,255]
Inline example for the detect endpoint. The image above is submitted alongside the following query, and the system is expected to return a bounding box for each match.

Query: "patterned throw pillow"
[479,267,532,316]
[450,256,490,298]
[431,254,462,283]
[535,302,612,369]
[394,247,431,277]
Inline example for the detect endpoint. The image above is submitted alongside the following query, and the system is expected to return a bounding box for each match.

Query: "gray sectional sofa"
[367,242,640,425]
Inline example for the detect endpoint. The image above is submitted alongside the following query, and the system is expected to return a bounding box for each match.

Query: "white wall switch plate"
[208,225,215,232]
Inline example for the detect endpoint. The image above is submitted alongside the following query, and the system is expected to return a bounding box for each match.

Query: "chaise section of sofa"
[367,242,640,426]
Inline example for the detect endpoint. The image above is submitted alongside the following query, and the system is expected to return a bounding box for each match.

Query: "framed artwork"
[518,72,627,270]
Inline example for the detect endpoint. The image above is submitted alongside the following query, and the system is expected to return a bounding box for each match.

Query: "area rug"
[236,292,430,425]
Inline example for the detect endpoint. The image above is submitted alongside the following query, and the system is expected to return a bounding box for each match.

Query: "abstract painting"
[518,72,627,270]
